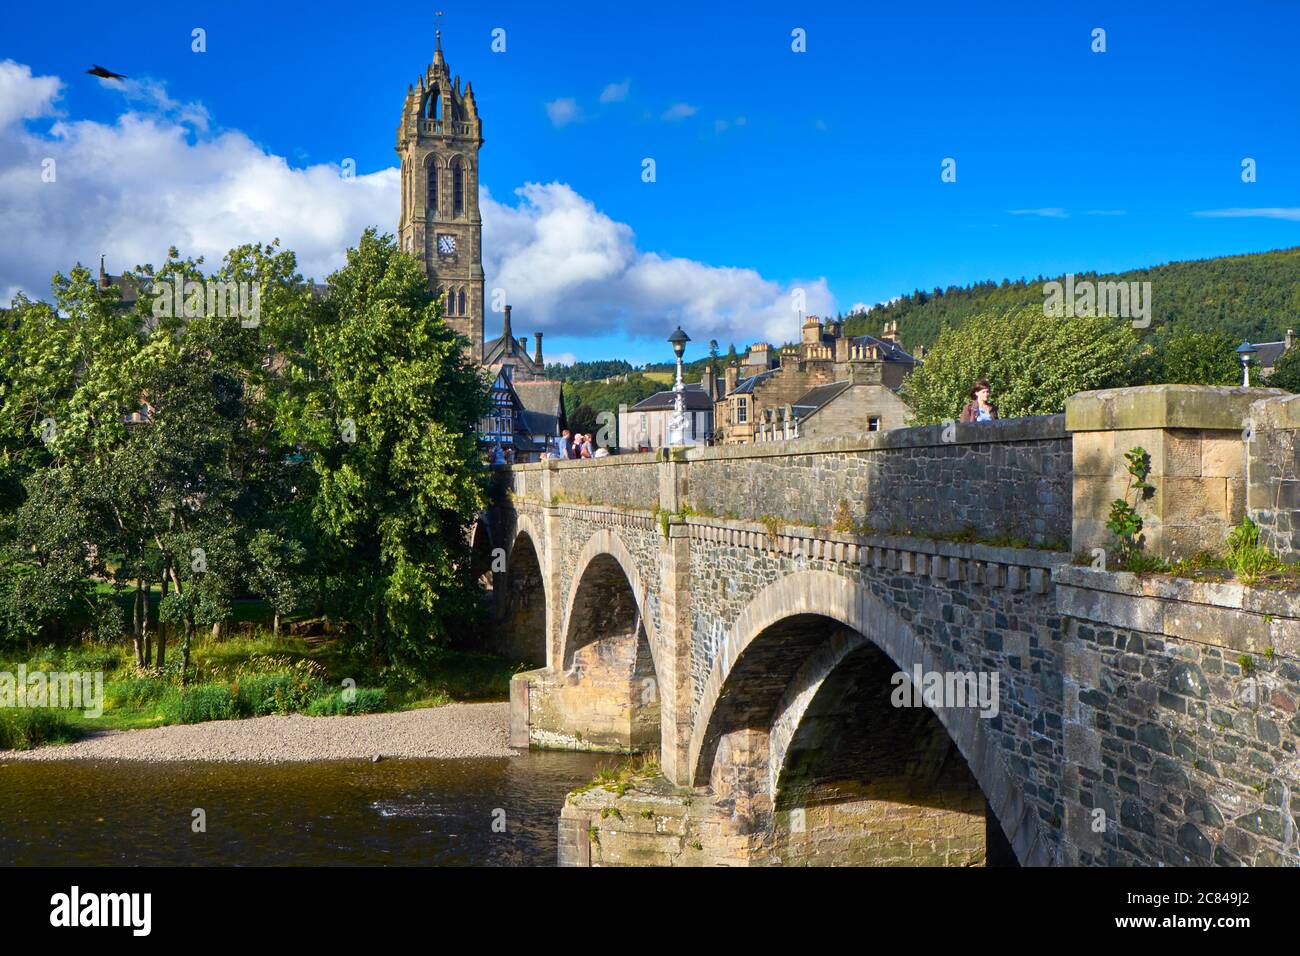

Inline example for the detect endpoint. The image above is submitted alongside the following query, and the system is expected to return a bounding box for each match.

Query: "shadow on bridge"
[701,613,1016,865]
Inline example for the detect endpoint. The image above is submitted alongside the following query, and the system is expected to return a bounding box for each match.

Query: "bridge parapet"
[1067,385,1286,560]
[504,414,1072,546]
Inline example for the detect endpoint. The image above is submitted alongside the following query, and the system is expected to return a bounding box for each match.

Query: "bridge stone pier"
[477,386,1300,867]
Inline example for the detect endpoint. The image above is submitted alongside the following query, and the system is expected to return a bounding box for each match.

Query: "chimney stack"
[534,332,543,366]
[724,365,738,395]
[701,364,715,400]
[502,304,513,342]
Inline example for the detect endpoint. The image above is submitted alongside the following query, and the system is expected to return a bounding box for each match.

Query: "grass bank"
[0,627,525,749]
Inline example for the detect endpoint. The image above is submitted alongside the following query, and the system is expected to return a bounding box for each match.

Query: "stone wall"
[680,416,1071,546]
[1067,385,1284,560]
[1246,393,1300,559]
[1055,565,1300,865]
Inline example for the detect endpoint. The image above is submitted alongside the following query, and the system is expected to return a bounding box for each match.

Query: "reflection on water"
[0,752,606,866]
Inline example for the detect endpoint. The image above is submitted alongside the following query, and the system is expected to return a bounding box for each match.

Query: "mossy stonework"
[482,387,1300,866]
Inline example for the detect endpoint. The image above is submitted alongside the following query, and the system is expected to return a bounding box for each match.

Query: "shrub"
[162,683,239,724]
[306,687,388,716]
[107,676,173,709]
[235,672,326,716]
[1225,516,1281,585]
[0,708,79,750]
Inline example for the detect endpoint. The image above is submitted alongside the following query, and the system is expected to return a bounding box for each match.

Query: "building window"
[458,288,466,316]
[736,398,747,423]
[868,416,881,432]
[427,162,437,216]
[426,87,441,121]
[452,157,465,217]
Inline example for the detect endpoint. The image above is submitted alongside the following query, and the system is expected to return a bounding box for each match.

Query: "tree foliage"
[901,305,1138,423]
[0,230,490,672]
[842,246,1300,352]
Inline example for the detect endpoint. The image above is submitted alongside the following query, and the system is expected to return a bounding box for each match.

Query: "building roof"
[790,380,853,418]
[732,368,780,395]
[847,334,918,366]
[629,382,713,412]
[1255,340,1287,369]
[513,380,566,435]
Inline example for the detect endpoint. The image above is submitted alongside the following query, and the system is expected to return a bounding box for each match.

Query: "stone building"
[714,316,919,444]
[1254,329,1296,378]
[618,383,715,450]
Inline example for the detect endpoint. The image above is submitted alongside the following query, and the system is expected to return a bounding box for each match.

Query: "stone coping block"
[1053,564,1300,657]
[1065,384,1286,433]
[1248,391,1300,430]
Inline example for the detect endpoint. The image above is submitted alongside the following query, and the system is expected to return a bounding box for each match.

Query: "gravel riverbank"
[1,702,512,763]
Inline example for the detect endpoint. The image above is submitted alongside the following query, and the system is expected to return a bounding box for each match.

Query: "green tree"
[1265,344,1300,393]
[901,305,1138,423]
[301,229,489,664]
[1137,327,1239,386]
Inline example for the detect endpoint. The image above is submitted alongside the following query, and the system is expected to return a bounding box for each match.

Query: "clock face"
[437,234,456,256]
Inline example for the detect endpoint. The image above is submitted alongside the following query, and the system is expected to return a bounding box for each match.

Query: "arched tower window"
[426,160,437,216]
[458,288,466,316]
[451,157,465,218]
[426,86,441,122]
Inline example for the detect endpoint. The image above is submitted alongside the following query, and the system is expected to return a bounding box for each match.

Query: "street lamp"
[667,326,691,445]
[1236,340,1258,387]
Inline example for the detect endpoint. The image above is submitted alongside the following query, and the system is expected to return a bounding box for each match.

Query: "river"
[0,752,606,865]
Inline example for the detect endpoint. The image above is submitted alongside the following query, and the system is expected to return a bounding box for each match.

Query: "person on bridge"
[559,429,573,459]
[960,379,999,423]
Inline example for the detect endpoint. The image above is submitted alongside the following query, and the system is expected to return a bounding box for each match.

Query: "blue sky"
[2,0,1297,365]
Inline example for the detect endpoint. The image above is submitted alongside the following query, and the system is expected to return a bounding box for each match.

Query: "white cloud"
[714,116,747,134]
[0,59,62,126]
[661,103,697,121]
[546,351,578,366]
[0,61,837,351]
[1008,207,1069,218]
[1194,207,1300,221]
[599,80,630,104]
[482,182,832,343]
[545,97,581,127]
[0,68,396,296]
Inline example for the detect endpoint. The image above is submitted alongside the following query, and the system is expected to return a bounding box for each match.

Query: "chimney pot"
[534,331,543,366]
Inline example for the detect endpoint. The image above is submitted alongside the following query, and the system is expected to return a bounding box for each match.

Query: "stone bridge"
[472,386,1300,867]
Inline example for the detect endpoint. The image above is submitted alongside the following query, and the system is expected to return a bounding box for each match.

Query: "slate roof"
[1255,341,1288,370]
[790,380,853,418]
[732,368,780,394]
[629,383,713,412]
[513,380,566,436]
[846,334,918,366]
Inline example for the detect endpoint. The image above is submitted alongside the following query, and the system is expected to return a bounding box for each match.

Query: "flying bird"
[86,64,128,80]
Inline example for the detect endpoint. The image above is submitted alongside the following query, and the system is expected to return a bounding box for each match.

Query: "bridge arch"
[560,529,658,671]
[557,528,661,754]
[495,516,549,666]
[690,570,1049,866]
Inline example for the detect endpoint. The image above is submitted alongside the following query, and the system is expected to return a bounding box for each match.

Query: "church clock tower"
[396,30,485,361]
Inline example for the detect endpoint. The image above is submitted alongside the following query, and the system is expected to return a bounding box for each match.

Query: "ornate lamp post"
[1236,340,1258,387]
[667,326,691,446]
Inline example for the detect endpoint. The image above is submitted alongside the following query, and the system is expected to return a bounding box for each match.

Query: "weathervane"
[435,9,444,45]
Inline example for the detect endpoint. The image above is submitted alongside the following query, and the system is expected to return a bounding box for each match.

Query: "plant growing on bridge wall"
[1106,446,1154,569]
[1224,515,1282,585]
[760,514,784,550]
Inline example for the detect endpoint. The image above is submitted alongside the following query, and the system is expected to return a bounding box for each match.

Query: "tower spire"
[435,10,443,52]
